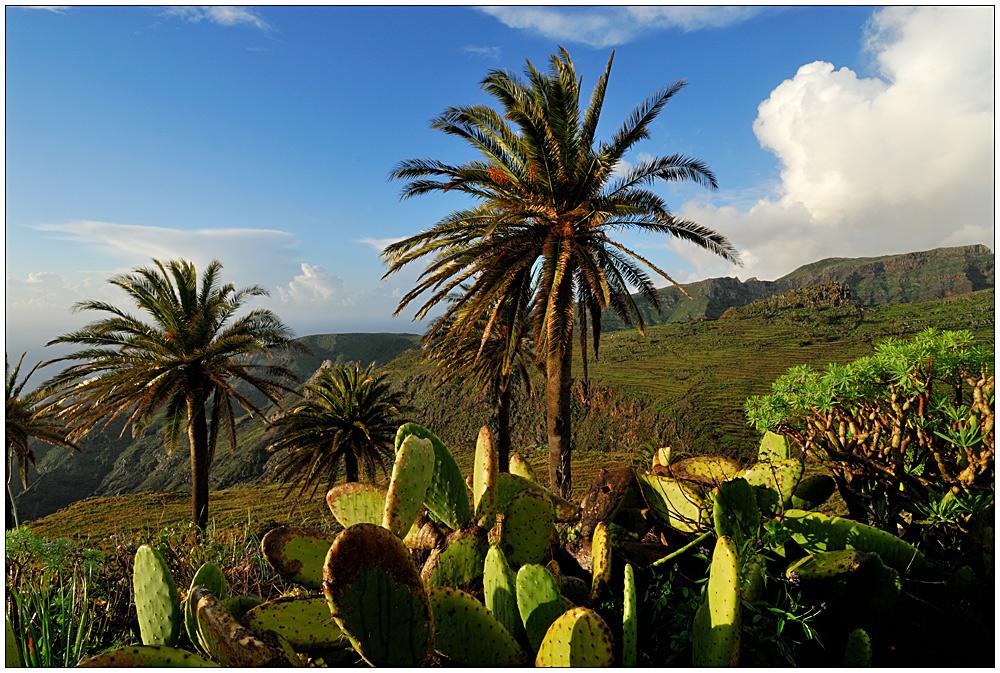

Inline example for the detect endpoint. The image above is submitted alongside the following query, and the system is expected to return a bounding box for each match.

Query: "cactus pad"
[713,477,760,546]
[383,434,435,538]
[637,474,706,533]
[692,536,741,666]
[261,526,337,591]
[396,422,472,530]
[497,488,555,567]
[589,522,612,606]
[757,431,791,462]
[243,595,345,650]
[325,482,386,528]
[427,586,528,666]
[509,452,539,483]
[496,472,580,522]
[667,456,741,485]
[842,628,872,666]
[783,509,927,572]
[484,545,526,644]
[421,525,489,588]
[786,550,870,581]
[622,563,637,667]
[191,586,288,667]
[221,596,262,624]
[516,564,565,652]
[535,607,615,667]
[133,544,182,646]
[790,474,836,510]
[77,645,219,667]
[738,459,803,513]
[323,523,433,666]
[473,425,499,524]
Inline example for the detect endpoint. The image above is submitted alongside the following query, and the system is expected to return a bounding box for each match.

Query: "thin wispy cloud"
[462,45,502,60]
[161,6,271,32]
[357,237,406,254]
[478,6,762,48]
[19,6,70,13]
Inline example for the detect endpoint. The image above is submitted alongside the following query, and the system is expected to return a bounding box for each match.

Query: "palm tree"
[5,352,81,529]
[44,259,302,529]
[266,362,408,497]
[382,48,740,498]
[422,278,536,472]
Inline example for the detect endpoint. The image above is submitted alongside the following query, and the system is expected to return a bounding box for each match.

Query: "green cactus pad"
[786,550,870,581]
[783,510,928,572]
[484,545,526,644]
[842,628,872,667]
[77,645,219,667]
[243,596,345,650]
[790,474,837,510]
[427,586,529,666]
[559,576,590,607]
[757,431,791,462]
[261,526,337,591]
[713,478,761,546]
[191,586,288,667]
[396,422,472,530]
[535,607,615,667]
[6,616,22,667]
[184,563,228,658]
[323,523,433,667]
[496,472,580,522]
[509,452,539,483]
[622,564,637,667]
[667,456,741,485]
[741,558,765,603]
[421,526,489,588]
[637,474,706,533]
[473,425,499,524]
[133,544,182,647]
[383,434,435,538]
[737,459,804,513]
[221,596,262,624]
[325,482,386,528]
[498,488,555,567]
[651,446,671,468]
[589,522,612,605]
[516,564,565,652]
[692,536,741,666]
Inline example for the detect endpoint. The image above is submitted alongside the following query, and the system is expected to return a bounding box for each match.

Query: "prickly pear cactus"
[559,575,590,607]
[261,526,338,591]
[497,488,555,567]
[77,645,219,667]
[509,452,539,483]
[427,586,528,666]
[783,509,928,572]
[191,586,288,667]
[325,482,386,528]
[667,456,741,485]
[737,459,803,513]
[133,544,182,646]
[790,474,836,510]
[6,616,22,667]
[421,525,489,588]
[242,596,344,651]
[622,563,637,667]
[589,521,612,606]
[842,628,872,666]
[692,536,741,666]
[757,431,790,463]
[383,434,435,538]
[473,425,499,525]
[535,607,615,667]
[713,478,760,546]
[221,596,262,624]
[651,446,671,468]
[185,563,228,657]
[395,423,471,530]
[637,474,706,533]
[322,523,433,667]
[496,472,580,522]
[516,563,565,653]
[785,550,870,581]
[484,545,526,645]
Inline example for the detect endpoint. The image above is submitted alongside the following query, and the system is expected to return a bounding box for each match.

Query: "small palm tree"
[383,48,739,497]
[423,278,536,472]
[267,362,408,497]
[5,352,81,529]
[44,259,302,529]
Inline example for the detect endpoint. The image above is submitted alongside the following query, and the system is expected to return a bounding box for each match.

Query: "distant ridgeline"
[601,244,994,329]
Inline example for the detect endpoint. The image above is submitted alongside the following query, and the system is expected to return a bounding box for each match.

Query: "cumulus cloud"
[276,263,347,305]
[478,6,762,48]
[670,6,994,283]
[161,6,271,32]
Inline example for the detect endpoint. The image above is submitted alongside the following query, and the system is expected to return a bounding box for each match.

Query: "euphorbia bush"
[745,329,994,525]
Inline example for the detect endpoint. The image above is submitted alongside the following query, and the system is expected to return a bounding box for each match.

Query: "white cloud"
[670,6,994,283]
[161,6,271,32]
[478,6,762,48]
[276,263,347,305]
[357,236,406,254]
[19,6,69,13]
[462,45,502,60]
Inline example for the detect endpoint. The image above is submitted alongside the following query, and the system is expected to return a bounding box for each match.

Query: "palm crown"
[383,48,739,497]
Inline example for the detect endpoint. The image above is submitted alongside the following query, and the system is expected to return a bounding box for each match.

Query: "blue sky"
[5,6,995,366]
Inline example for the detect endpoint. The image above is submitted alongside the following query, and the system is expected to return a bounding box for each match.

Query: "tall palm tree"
[422,277,536,472]
[44,259,302,529]
[382,48,740,498]
[5,352,81,529]
[266,362,408,497]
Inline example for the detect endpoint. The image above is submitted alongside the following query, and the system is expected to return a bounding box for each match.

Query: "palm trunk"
[497,384,511,473]
[5,449,14,531]
[344,451,359,483]
[188,397,211,530]
[546,333,573,500]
